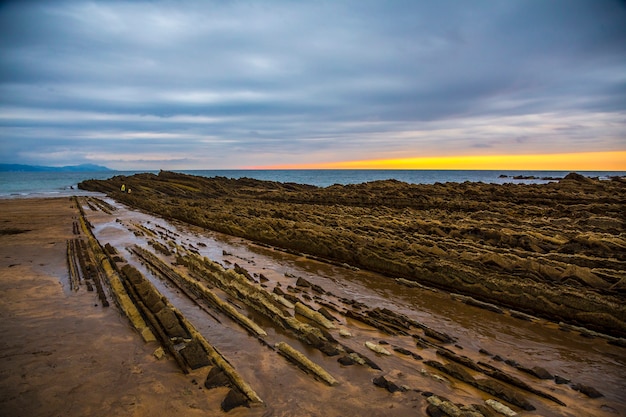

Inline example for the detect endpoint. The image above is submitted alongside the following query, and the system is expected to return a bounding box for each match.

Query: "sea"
[1,169,625,199]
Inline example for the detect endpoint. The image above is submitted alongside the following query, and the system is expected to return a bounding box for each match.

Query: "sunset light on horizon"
[252,150,626,171]
[1,1,624,170]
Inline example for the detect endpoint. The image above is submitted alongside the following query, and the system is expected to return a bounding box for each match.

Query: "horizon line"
[247,150,626,171]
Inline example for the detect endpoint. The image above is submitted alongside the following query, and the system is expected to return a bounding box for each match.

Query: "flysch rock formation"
[80,171,626,338]
[74,173,626,416]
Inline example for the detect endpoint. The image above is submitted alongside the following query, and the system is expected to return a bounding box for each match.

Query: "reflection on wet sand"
[76,194,626,417]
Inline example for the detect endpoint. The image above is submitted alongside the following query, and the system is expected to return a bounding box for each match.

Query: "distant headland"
[0,163,112,172]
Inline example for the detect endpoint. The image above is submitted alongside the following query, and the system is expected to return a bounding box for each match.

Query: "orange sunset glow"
[255,151,626,171]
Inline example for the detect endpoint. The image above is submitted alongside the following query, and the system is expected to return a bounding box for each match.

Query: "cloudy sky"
[1,0,625,170]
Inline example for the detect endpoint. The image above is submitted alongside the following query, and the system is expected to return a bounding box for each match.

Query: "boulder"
[424,328,456,344]
[317,306,338,322]
[572,383,603,398]
[337,355,355,366]
[392,346,413,356]
[485,399,517,416]
[339,329,352,338]
[180,339,210,369]
[529,366,553,380]
[295,277,311,287]
[310,283,326,294]
[443,362,475,383]
[477,379,535,411]
[424,360,475,384]
[372,375,404,393]
[347,353,366,366]
[152,346,165,360]
[426,395,483,417]
[318,342,340,357]
[554,375,570,385]
[221,388,250,412]
[283,293,299,304]
[155,308,189,339]
[563,172,594,183]
[205,366,231,389]
[516,363,553,379]
[365,341,391,355]
[426,403,445,417]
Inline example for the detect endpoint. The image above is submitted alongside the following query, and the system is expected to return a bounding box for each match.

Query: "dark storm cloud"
[1,0,625,168]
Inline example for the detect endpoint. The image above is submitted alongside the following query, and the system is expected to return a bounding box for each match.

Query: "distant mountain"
[0,163,113,172]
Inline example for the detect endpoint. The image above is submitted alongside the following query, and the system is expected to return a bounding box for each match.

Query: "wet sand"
[1,195,625,417]
[0,198,223,417]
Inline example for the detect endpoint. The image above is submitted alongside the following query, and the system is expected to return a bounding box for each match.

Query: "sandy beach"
[1,186,625,417]
[0,198,224,417]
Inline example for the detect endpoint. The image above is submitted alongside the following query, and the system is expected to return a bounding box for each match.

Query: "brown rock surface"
[3,192,625,417]
[80,172,626,337]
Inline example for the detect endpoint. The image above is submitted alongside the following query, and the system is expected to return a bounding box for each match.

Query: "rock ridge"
[79,172,626,337]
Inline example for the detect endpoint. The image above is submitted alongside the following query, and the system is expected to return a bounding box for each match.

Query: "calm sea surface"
[1,169,624,199]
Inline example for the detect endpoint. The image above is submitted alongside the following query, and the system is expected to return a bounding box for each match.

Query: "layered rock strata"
[79,172,626,337]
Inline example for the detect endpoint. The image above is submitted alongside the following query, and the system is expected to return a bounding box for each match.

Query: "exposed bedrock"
[80,172,626,337]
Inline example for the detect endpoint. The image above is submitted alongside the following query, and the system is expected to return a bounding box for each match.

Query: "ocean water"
[0,171,140,198]
[180,169,626,187]
[1,169,624,198]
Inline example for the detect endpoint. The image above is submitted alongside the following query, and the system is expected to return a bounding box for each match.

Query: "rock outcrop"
[79,172,626,337]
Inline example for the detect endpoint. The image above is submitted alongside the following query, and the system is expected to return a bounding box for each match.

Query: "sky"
[1,0,625,170]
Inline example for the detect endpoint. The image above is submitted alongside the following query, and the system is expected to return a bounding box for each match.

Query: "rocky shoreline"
[4,191,624,416]
[80,171,626,339]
